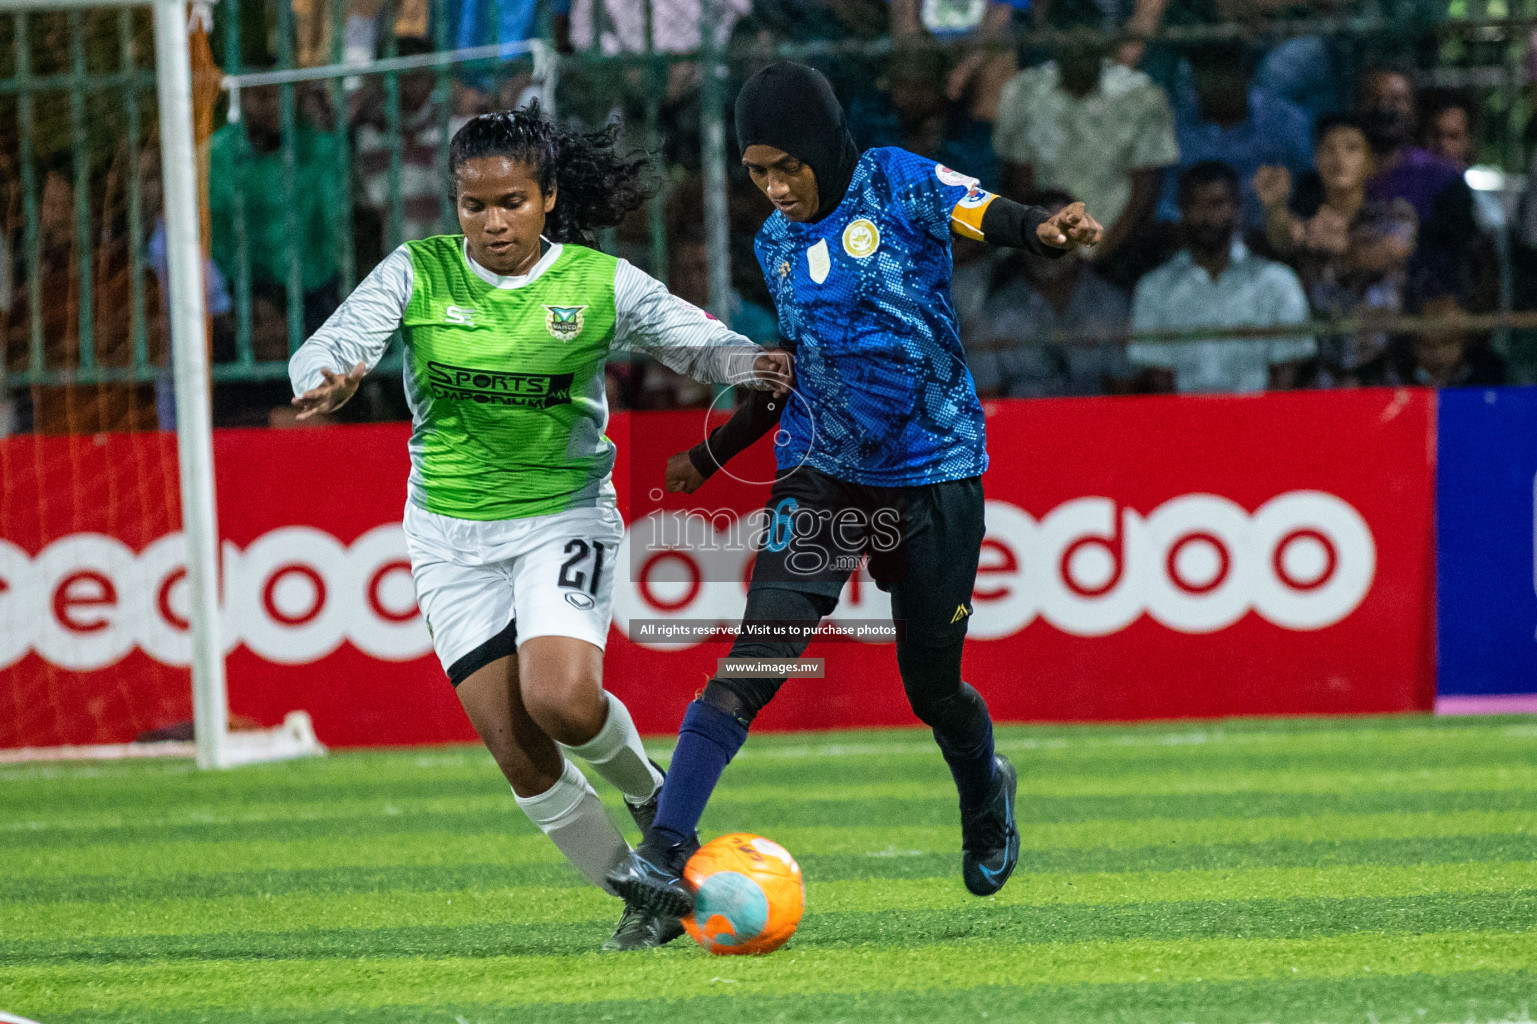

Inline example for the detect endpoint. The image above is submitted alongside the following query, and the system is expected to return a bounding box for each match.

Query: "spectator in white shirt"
[1129,161,1313,394]
[569,0,749,55]
[994,35,1177,283]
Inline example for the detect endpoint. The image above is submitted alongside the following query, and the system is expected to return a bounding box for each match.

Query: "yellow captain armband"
[949,188,999,241]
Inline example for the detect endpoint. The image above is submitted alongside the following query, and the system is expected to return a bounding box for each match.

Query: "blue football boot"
[606,833,699,918]
[960,755,1020,896]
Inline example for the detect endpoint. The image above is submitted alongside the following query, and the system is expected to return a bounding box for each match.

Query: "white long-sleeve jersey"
[289,237,769,520]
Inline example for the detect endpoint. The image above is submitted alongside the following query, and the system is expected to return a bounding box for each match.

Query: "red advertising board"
[0,389,1436,749]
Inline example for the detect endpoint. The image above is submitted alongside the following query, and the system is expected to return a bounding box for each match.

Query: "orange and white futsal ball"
[681,833,805,955]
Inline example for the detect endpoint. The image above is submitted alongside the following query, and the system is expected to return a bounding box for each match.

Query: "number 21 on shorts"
[558,539,606,610]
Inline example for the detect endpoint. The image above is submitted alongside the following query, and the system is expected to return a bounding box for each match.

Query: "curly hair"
[448,103,655,245]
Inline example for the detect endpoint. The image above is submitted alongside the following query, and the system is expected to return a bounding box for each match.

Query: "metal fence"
[4,0,1537,432]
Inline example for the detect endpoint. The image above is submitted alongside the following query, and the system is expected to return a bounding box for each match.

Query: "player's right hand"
[1038,202,1102,249]
[666,450,707,494]
[754,349,794,398]
[292,362,367,420]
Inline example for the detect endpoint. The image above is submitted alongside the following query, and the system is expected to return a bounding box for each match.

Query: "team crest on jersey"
[842,218,880,259]
[543,305,587,341]
[807,239,831,283]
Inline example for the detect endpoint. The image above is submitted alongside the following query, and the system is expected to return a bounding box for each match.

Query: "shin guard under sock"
[649,699,749,851]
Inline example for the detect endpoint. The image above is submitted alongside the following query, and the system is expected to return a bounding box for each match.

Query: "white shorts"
[403,501,625,685]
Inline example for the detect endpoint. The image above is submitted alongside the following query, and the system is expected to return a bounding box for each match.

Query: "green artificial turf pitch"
[3,715,1536,1023]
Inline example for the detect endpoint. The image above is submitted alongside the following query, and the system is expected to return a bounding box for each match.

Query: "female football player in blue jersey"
[608,62,1101,917]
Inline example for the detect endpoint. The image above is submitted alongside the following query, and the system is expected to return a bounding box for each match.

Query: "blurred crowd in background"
[6,0,1537,433]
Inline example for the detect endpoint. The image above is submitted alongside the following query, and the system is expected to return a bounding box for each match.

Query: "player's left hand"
[753,349,794,398]
[292,362,367,420]
[1038,202,1103,250]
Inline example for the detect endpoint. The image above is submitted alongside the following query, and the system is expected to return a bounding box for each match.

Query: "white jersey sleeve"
[289,245,414,396]
[611,258,770,388]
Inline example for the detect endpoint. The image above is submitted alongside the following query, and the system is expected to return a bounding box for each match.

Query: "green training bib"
[401,236,620,520]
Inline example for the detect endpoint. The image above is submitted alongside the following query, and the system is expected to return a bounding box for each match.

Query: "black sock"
[899,639,999,811]
[930,690,998,811]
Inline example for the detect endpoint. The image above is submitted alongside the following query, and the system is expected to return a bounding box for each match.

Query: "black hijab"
[735,62,860,222]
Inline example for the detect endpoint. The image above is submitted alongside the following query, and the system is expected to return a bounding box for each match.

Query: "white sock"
[564,693,664,805]
[514,759,629,895]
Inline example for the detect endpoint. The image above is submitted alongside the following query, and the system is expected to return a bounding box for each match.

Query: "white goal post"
[0,0,320,769]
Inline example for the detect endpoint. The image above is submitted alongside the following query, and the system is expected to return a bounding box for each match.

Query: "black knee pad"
[741,586,839,639]
[699,586,839,725]
[723,586,838,663]
[700,678,771,725]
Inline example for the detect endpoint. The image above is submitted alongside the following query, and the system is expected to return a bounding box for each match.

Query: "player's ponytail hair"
[448,104,655,245]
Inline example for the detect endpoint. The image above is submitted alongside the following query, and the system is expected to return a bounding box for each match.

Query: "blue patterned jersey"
[755,147,988,486]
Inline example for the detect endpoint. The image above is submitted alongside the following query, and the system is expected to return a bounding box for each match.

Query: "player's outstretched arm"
[613,259,791,391]
[288,245,413,417]
[952,192,1102,257]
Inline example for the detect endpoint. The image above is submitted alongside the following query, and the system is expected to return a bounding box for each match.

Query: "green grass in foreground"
[2,714,1535,1023]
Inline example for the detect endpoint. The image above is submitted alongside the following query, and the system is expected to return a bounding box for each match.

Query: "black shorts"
[749,467,985,646]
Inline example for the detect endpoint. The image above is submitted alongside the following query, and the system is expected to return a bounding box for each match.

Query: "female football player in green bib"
[288,107,792,950]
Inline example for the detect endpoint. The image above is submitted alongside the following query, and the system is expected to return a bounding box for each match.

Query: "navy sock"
[649,699,749,852]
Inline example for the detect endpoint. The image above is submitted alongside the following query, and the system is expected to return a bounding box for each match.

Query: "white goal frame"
[2,0,226,768]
